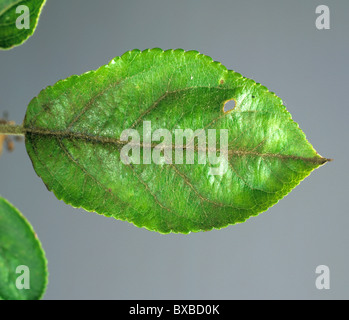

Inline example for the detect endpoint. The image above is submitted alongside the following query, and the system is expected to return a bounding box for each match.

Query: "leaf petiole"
[0,123,25,136]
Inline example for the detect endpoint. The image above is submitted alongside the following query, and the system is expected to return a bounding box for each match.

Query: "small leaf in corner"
[0,196,48,300]
[0,0,46,49]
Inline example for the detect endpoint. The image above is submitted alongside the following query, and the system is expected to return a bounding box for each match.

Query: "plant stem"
[0,123,25,136]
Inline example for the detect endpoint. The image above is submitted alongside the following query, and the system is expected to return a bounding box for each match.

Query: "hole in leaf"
[223,99,236,113]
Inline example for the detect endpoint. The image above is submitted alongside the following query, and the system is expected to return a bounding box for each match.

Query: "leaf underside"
[0,0,46,49]
[24,48,328,234]
[0,196,47,300]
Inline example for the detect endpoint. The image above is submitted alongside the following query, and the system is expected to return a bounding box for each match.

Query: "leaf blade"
[24,48,328,233]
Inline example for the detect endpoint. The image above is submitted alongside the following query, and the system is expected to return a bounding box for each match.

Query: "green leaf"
[23,48,329,234]
[0,196,47,300]
[0,0,46,49]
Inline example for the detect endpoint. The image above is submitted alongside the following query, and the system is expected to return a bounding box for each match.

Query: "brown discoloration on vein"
[130,92,169,129]
[24,127,330,165]
[56,138,128,207]
[169,163,236,208]
[126,163,174,214]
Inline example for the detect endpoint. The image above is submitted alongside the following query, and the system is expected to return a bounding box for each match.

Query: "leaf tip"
[317,156,333,165]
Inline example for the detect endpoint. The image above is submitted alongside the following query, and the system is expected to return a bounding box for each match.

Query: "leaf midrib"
[24,127,329,165]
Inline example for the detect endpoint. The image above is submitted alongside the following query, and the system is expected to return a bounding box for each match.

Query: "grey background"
[0,0,348,299]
